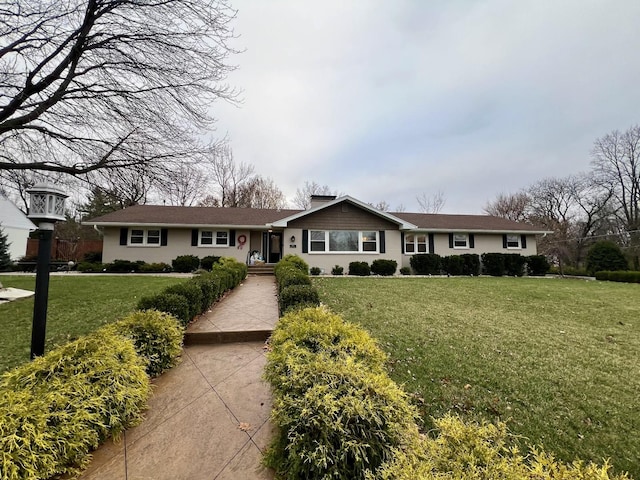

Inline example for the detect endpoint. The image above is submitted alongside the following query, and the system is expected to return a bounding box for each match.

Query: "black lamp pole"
[30,225,54,359]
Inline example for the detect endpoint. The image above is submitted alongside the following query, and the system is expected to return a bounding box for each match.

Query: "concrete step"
[184,329,272,345]
[247,264,275,275]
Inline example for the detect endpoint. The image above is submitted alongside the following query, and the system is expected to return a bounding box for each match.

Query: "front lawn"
[314,276,640,478]
[0,274,185,373]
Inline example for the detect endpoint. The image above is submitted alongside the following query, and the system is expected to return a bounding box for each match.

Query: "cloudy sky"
[213,0,640,214]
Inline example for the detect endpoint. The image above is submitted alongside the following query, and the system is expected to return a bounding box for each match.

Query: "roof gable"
[0,197,36,230]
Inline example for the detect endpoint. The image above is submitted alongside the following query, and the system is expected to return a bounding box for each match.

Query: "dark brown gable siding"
[288,203,398,230]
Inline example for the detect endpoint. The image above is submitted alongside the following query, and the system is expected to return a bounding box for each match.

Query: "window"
[129,228,160,246]
[453,233,468,249]
[199,230,229,247]
[506,234,520,249]
[308,230,377,253]
[404,234,427,253]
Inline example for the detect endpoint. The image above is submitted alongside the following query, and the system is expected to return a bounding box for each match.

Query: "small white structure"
[0,196,36,260]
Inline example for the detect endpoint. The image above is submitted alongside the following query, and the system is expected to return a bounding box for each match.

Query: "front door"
[268,232,282,263]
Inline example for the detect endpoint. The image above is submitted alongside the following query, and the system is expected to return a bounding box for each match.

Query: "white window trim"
[308,230,379,254]
[198,229,229,247]
[506,234,521,249]
[404,233,428,254]
[453,233,469,250]
[129,228,161,247]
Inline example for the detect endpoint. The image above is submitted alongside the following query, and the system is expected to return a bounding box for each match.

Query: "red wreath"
[237,234,247,249]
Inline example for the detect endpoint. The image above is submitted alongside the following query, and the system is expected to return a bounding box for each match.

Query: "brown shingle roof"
[86,205,301,227]
[85,203,549,233]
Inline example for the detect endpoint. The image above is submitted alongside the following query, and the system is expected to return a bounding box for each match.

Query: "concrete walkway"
[79,275,278,480]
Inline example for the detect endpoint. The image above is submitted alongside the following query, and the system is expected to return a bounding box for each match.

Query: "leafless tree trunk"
[293,181,337,209]
[236,176,287,209]
[416,190,445,213]
[0,0,237,180]
[208,144,254,207]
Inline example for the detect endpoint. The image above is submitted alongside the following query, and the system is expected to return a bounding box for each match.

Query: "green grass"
[314,276,640,478]
[0,275,185,373]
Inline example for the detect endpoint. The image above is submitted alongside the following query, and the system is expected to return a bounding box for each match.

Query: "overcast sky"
[212,0,640,214]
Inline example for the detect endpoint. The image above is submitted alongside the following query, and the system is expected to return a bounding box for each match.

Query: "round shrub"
[331,265,344,275]
[277,266,312,293]
[171,254,200,273]
[504,254,526,276]
[200,255,221,271]
[442,255,464,275]
[164,282,204,320]
[586,241,628,275]
[399,266,411,275]
[279,284,320,314]
[310,266,321,276]
[348,261,371,276]
[106,310,184,377]
[481,253,506,276]
[371,259,398,276]
[275,254,309,275]
[138,293,190,326]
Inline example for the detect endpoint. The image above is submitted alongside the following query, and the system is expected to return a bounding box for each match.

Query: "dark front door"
[268,233,282,263]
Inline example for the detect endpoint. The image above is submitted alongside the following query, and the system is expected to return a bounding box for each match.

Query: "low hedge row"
[409,253,550,276]
[77,254,224,274]
[274,255,320,314]
[264,307,420,479]
[137,256,247,325]
[265,307,630,480]
[0,310,184,480]
[595,270,640,283]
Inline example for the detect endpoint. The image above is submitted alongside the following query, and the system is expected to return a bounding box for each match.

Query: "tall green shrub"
[461,253,480,275]
[410,253,441,275]
[442,255,464,275]
[504,254,526,276]
[171,254,200,273]
[371,259,397,276]
[138,293,190,326]
[0,226,11,270]
[586,241,628,275]
[527,255,550,276]
[481,253,505,276]
[164,282,204,320]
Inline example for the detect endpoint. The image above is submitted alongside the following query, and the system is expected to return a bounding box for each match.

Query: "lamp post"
[27,183,67,359]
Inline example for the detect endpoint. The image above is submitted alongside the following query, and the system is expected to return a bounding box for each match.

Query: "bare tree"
[236,176,287,209]
[0,0,236,179]
[371,200,390,212]
[157,161,209,206]
[208,145,255,207]
[591,125,640,266]
[293,181,337,209]
[483,192,531,222]
[416,190,446,213]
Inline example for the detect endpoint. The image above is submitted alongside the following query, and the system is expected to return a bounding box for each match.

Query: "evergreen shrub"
[310,266,321,276]
[275,254,309,275]
[410,253,441,275]
[442,255,464,275]
[399,266,411,275]
[586,241,628,275]
[331,265,344,275]
[138,293,190,326]
[200,255,221,271]
[0,331,150,480]
[139,262,172,273]
[371,259,398,276]
[106,259,142,272]
[279,284,320,315]
[526,255,550,276]
[164,282,204,320]
[348,261,371,276]
[504,253,526,276]
[277,266,312,293]
[106,310,183,377]
[481,253,506,276]
[171,254,200,273]
[595,270,640,283]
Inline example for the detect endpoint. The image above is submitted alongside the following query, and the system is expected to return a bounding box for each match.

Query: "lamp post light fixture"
[27,183,68,359]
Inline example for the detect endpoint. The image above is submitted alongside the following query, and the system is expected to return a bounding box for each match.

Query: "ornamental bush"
[310,266,321,276]
[279,284,320,315]
[164,282,204,320]
[442,255,464,276]
[595,270,640,283]
[105,310,183,378]
[586,241,628,275]
[171,254,200,273]
[348,261,371,276]
[504,253,526,276]
[200,255,221,271]
[460,253,480,275]
[106,259,143,272]
[138,292,190,326]
[276,266,312,293]
[371,259,398,276]
[192,274,221,312]
[410,253,441,275]
[275,254,309,275]
[0,331,150,480]
[526,255,550,276]
[331,265,344,275]
[481,253,505,276]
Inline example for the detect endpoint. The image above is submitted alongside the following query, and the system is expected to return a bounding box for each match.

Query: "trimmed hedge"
[0,331,151,480]
[200,255,221,271]
[410,253,441,275]
[595,270,640,283]
[277,266,312,293]
[279,284,320,315]
[526,255,550,276]
[461,253,480,276]
[274,254,309,276]
[105,310,184,378]
[164,282,204,321]
[264,307,419,479]
[138,292,191,326]
[371,259,397,276]
[171,254,200,273]
[348,261,371,276]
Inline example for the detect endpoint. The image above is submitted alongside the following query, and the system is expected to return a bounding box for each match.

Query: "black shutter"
[401,232,405,254]
[229,229,236,246]
[302,230,309,253]
[379,231,386,253]
[449,233,454,249]
[161,228,168,246]
[521,234,527,249]
[502,234,508,249]
[119,228,128,246]
[469,234,475,249]
[429,233,435,254]
[191,229,199,246]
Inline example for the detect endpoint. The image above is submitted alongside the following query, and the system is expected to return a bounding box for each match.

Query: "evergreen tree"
[0,226,12,270]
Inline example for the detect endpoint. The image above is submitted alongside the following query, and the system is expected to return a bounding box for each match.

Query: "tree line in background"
[484,124,640,270]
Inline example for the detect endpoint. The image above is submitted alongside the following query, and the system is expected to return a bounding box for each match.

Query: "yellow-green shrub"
[105,310,184,378]
[0,331,150,480]
[374,414,631,480]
